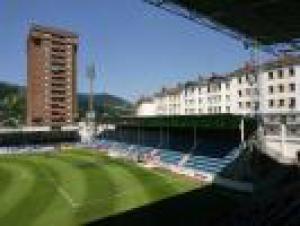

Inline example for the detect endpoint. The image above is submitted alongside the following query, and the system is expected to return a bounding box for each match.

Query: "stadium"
[0,1,300,226]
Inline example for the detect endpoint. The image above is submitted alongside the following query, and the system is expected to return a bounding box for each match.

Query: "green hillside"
[0,82,133,126]
[77,93,133,119]
[0,82,25,126]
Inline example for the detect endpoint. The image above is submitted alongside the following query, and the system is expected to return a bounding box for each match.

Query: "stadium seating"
[157,149,183,166]
[97,139,241,176]
[192,140,238,158]
[183,148,240,174]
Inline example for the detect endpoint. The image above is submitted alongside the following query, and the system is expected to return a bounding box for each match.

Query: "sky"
[0,0,271,101]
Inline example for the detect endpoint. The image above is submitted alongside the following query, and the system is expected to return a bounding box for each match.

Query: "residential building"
[136,55,300,117]
[136,97,156,116]
[27,24,78,126]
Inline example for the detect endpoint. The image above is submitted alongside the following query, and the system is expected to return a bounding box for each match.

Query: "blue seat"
[184,155,229,174]
[159,149,182,165]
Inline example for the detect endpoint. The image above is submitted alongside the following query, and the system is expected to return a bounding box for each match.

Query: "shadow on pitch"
[85,184,245,226]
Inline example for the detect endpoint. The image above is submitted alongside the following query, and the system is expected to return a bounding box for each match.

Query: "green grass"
[0,150,201,226]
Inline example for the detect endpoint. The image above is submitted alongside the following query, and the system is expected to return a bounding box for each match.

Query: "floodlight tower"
[85,63,96,143]
[87,63,96,114]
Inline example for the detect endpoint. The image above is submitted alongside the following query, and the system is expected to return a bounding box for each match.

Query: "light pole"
[280,115,287,158]
[86,63,96,143]
[245,39,263,148]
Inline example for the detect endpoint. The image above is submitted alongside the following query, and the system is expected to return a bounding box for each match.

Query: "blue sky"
[0,0,271,101]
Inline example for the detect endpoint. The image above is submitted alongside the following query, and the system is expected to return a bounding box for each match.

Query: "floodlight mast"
[87,63,96,114]
[85,63,97,143]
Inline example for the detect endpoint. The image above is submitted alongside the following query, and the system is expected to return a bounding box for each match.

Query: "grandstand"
[97,115,254,184]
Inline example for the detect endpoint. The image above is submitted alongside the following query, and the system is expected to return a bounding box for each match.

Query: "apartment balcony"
[51,82,67,88]
[51,103,66,110]
[51,57,66,64]
[51,46,66,53]
[51,82,66,89]
[51,37,77,45]
[51,83,67,91]
[52,75,66,81]
[51,39,67,46]
[51,94,67,99]
[51,61,66,66]
[51,97,66,103]
[51,111,66,117]
[51,51,66,58]
[51,89,66,96]
[51,117,67,124]
[52,69,66,75]
[51,66,66,74]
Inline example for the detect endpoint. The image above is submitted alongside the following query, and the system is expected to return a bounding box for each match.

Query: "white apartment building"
[136,56,300,117]
[136,97,156,116]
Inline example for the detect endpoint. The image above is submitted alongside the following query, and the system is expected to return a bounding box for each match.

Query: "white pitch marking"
[56,185,79,209]
[41,169,79,209]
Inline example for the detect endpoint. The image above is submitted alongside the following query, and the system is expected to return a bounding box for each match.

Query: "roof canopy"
[144,0,300,54]
[100,115,256,132]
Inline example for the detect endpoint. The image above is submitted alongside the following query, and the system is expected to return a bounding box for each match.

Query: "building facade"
[27,25,78,127]
[136,56,300,117]
[136,97,156,116]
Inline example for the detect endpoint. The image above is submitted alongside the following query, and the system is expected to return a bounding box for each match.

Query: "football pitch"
[0,150,201,226]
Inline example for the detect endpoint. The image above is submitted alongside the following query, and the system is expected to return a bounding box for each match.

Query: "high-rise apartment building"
[27,25,78,126]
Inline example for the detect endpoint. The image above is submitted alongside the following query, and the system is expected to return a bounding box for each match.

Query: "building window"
[238,102,242,109]
[226,106,230,113]
[268,86,274,94]
[245,74,249,81]
[289,67,295,76]
[253,75,257,83]
[268,71,273,80]
[278,84,284,93]
[289,98,296,109]
[33,38,41,46]
[269,99,274,108]
[247,74,257,84]
[255,102,259,111]
[289,83,296,92]
[289,115,296,122]
[246,102,251,109]
[279,99,285,108]
[238,90,242,97]
[278,69,284,79]
[238,77,242,84]
[246,88,251,96]
[218,84,221,91]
